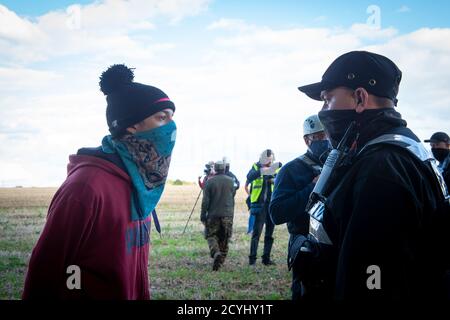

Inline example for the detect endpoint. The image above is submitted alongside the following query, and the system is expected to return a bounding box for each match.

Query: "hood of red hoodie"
[67,154,131,185]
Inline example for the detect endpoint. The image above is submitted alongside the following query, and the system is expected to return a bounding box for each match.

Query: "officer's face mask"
[309,140,331,159]
[318,109,386,148]
[318,109,357,148]
[432,148,450,163]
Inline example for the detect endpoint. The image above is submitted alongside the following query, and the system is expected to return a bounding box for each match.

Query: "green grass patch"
[0,187,291,300]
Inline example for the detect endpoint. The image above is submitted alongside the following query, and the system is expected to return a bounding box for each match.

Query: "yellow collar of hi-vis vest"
[250,163,280,204]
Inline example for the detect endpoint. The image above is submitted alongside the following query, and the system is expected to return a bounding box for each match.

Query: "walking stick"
[182,188,203,234]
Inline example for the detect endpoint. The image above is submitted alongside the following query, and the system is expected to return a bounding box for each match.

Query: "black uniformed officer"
[425,132,450,187]
[297,51,450,300]
[270,114,329,300]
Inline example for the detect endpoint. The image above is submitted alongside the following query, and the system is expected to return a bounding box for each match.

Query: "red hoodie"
[22,155,151,300]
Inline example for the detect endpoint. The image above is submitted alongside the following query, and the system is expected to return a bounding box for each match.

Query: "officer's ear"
[354,88,369,113]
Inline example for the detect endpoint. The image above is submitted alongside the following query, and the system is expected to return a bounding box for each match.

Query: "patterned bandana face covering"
[102,120,177,221]
[119,130,172,190]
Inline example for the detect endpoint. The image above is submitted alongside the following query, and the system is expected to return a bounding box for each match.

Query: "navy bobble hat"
[99,64,175,137]
[298,51,402,105]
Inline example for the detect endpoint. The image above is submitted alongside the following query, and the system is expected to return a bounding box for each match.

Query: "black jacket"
[225,171,240,190]
[319,110,450,300]
[270,152,320,235]
[440,156,450,189]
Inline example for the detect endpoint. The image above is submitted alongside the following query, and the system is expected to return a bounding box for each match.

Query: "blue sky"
[1,0,93,16]
[0,0,449,186]
[3,0,450,33]
[3,1,450,69]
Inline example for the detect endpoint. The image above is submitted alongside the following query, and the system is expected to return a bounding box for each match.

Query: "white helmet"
[222,156,230,165]
[259,149,275,165]
[303,114,325,136]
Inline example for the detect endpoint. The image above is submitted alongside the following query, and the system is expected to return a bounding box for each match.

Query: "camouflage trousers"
[204,216,234,259]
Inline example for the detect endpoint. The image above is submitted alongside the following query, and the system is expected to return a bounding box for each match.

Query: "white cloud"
[130,21,156,31]
[349,23,398,40]
[0,5,46,43]
[207,18,256,32]
[210,23,398,50]
[0,6,449,186]
[0,67,61,92]
[397,5,411,13]
[0,162,29,186]
[0,0,211,64]
[37,0,210,33]
[161,24,450,182]
[362,28,450,140]
[314,16,327,22]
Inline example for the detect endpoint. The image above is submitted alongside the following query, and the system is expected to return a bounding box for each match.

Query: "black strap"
[298,154,322,174]
[152,210,161,234]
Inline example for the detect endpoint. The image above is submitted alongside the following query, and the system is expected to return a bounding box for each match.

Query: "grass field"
[0,184,291,300]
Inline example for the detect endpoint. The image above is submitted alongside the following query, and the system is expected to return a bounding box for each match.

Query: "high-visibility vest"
[250,163,280,204]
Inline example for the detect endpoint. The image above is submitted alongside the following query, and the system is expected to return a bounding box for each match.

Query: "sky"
[0,0,449,187]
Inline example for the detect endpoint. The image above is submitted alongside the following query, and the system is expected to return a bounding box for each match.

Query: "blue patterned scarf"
[101,121,177,221]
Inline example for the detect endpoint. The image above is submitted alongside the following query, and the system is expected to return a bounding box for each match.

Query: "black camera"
[204,164,212,175]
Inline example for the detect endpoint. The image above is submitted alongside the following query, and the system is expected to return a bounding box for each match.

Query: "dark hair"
[351,87,395,108]
[372,95,395,108]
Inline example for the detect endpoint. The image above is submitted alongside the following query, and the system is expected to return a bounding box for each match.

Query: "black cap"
[298,51,402,105]
[424,132,450,143]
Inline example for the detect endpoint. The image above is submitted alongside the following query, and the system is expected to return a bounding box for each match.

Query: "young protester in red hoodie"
[22,65,177,300]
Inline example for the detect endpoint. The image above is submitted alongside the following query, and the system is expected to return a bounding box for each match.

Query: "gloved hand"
[312,175,320,184]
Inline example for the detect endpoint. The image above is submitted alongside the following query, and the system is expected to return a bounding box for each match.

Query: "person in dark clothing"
[245,149,282,266]
[223,157,240,191]
[245,194,254,234]
[23,64,177,300]
[425,132,450,188]
[297,51,450,300]
[201,161,236,271]
[270,114,330,300]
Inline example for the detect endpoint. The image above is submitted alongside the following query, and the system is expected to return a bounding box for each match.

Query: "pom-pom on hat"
[99,64,175,137]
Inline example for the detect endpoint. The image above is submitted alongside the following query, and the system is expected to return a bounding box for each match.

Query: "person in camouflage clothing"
[200,160,236,271]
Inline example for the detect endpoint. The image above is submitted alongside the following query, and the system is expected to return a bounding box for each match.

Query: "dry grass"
[0,187,57,208]
[0,184,291,300]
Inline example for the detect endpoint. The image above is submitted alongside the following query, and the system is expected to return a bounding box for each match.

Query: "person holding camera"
[245,149,282,266]
[198,161,215,189]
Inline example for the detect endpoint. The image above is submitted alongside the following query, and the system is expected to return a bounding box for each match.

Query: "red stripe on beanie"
[154,98,170,103]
